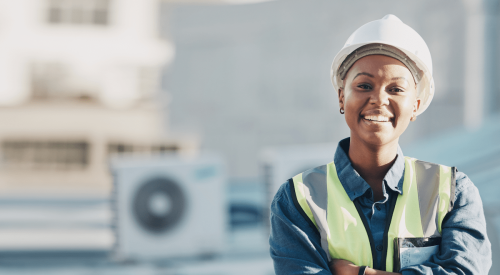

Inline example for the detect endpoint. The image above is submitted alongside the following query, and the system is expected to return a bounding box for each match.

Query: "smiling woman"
[342,55,418,146]
[340,54,419,202]
[269,15,492,275]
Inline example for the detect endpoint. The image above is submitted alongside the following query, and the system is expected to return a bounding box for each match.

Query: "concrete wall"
[165,0,468,179]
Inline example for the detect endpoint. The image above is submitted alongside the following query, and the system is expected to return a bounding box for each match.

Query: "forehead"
[346,55,414,82]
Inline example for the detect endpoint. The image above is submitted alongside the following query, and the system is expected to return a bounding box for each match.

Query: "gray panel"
[301,165,330,260]
[449,167,457,212]
[302,166,328,210]
[414,160,441,237]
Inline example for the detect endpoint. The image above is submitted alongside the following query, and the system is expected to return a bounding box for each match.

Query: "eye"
[389,87,404,93]
[357,84,372,90]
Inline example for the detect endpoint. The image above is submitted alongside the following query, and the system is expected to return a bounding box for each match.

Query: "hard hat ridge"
[382,14,403,22]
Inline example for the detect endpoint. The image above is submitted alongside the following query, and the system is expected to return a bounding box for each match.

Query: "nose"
[369,87,390,106]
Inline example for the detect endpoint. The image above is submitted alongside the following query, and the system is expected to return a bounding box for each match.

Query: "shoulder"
[270,180,295,216]
[270,179,319,231]
[454,170,475,193]
[453,170,480,205]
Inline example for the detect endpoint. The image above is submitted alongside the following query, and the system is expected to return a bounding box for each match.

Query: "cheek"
[343,91,367,128]
[343,89,362,111]
[394,96,417,121]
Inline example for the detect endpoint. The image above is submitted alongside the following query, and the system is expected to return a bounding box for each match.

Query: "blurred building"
[0,0,197,197]
[0,0,271,255]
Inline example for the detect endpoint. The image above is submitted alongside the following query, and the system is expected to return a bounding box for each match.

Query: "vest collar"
[334,138,405,201]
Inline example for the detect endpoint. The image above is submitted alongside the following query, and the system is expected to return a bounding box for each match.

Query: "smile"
[362,115,392,122]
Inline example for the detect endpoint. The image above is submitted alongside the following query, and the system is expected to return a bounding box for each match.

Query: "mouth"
[361,115,393,123]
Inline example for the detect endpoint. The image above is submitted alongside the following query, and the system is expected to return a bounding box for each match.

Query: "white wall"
[0,0,174,108]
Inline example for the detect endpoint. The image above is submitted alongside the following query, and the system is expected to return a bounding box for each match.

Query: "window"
[47,0,110,26]
[30,62,98,101]
[1,141,90,170]
[108,143,178,156]
[31,62,67,100]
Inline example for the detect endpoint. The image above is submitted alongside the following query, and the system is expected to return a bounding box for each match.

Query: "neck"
[348,135,399,201]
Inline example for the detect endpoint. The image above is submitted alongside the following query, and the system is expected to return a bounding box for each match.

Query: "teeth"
[364,115,390,122]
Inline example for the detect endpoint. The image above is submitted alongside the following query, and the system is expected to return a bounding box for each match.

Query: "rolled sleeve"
[269,182,331,275]
[401,172,492,275]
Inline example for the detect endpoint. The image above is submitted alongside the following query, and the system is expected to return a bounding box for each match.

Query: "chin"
[358,131,398,147]
[347,119,404,147]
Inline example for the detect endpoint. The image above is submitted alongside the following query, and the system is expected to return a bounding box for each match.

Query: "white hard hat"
[331,14,434,116]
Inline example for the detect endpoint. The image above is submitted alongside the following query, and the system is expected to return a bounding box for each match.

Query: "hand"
[329,259,360,275]
[329,260,401,275]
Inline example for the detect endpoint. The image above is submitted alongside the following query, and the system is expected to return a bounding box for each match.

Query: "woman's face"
[338,55,420,147]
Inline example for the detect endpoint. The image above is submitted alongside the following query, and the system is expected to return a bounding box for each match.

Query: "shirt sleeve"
[269,181,332,275]
[401,171,492,275]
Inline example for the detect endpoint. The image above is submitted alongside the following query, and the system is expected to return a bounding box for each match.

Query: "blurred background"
[0,0,499,274]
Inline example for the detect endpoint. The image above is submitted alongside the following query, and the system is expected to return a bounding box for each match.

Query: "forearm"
[329,260,400,275]
[364,267,400,275]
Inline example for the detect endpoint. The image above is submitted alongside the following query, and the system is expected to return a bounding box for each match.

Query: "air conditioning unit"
[260,143,337,224]
[110,153,226,261]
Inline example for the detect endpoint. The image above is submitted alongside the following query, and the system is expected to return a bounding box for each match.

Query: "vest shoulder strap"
[289,177,317,231]
[410,158,456,235]
[290,165,332,260]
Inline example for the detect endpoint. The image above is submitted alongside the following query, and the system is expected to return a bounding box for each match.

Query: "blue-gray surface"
[0,183,273,275]
[0,255,273,275]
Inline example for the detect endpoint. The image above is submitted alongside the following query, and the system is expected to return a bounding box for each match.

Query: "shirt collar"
[333,137,405,201]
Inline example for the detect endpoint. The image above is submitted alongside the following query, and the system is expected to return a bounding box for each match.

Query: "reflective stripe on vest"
[291,156,456,272]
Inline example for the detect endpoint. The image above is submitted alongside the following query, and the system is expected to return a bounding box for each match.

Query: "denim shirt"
[269,138,492,275]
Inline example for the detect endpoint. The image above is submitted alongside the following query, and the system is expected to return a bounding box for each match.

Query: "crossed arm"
[329,259,398,275]
[269,174,491,275]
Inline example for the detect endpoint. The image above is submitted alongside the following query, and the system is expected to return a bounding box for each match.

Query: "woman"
[269,15,492,275]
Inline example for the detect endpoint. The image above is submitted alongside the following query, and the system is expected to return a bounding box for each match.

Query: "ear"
[338,87,345,111]
[410,98,421,121]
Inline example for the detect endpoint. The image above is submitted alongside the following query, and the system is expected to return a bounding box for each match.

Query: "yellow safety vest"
[290,157,456,272]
